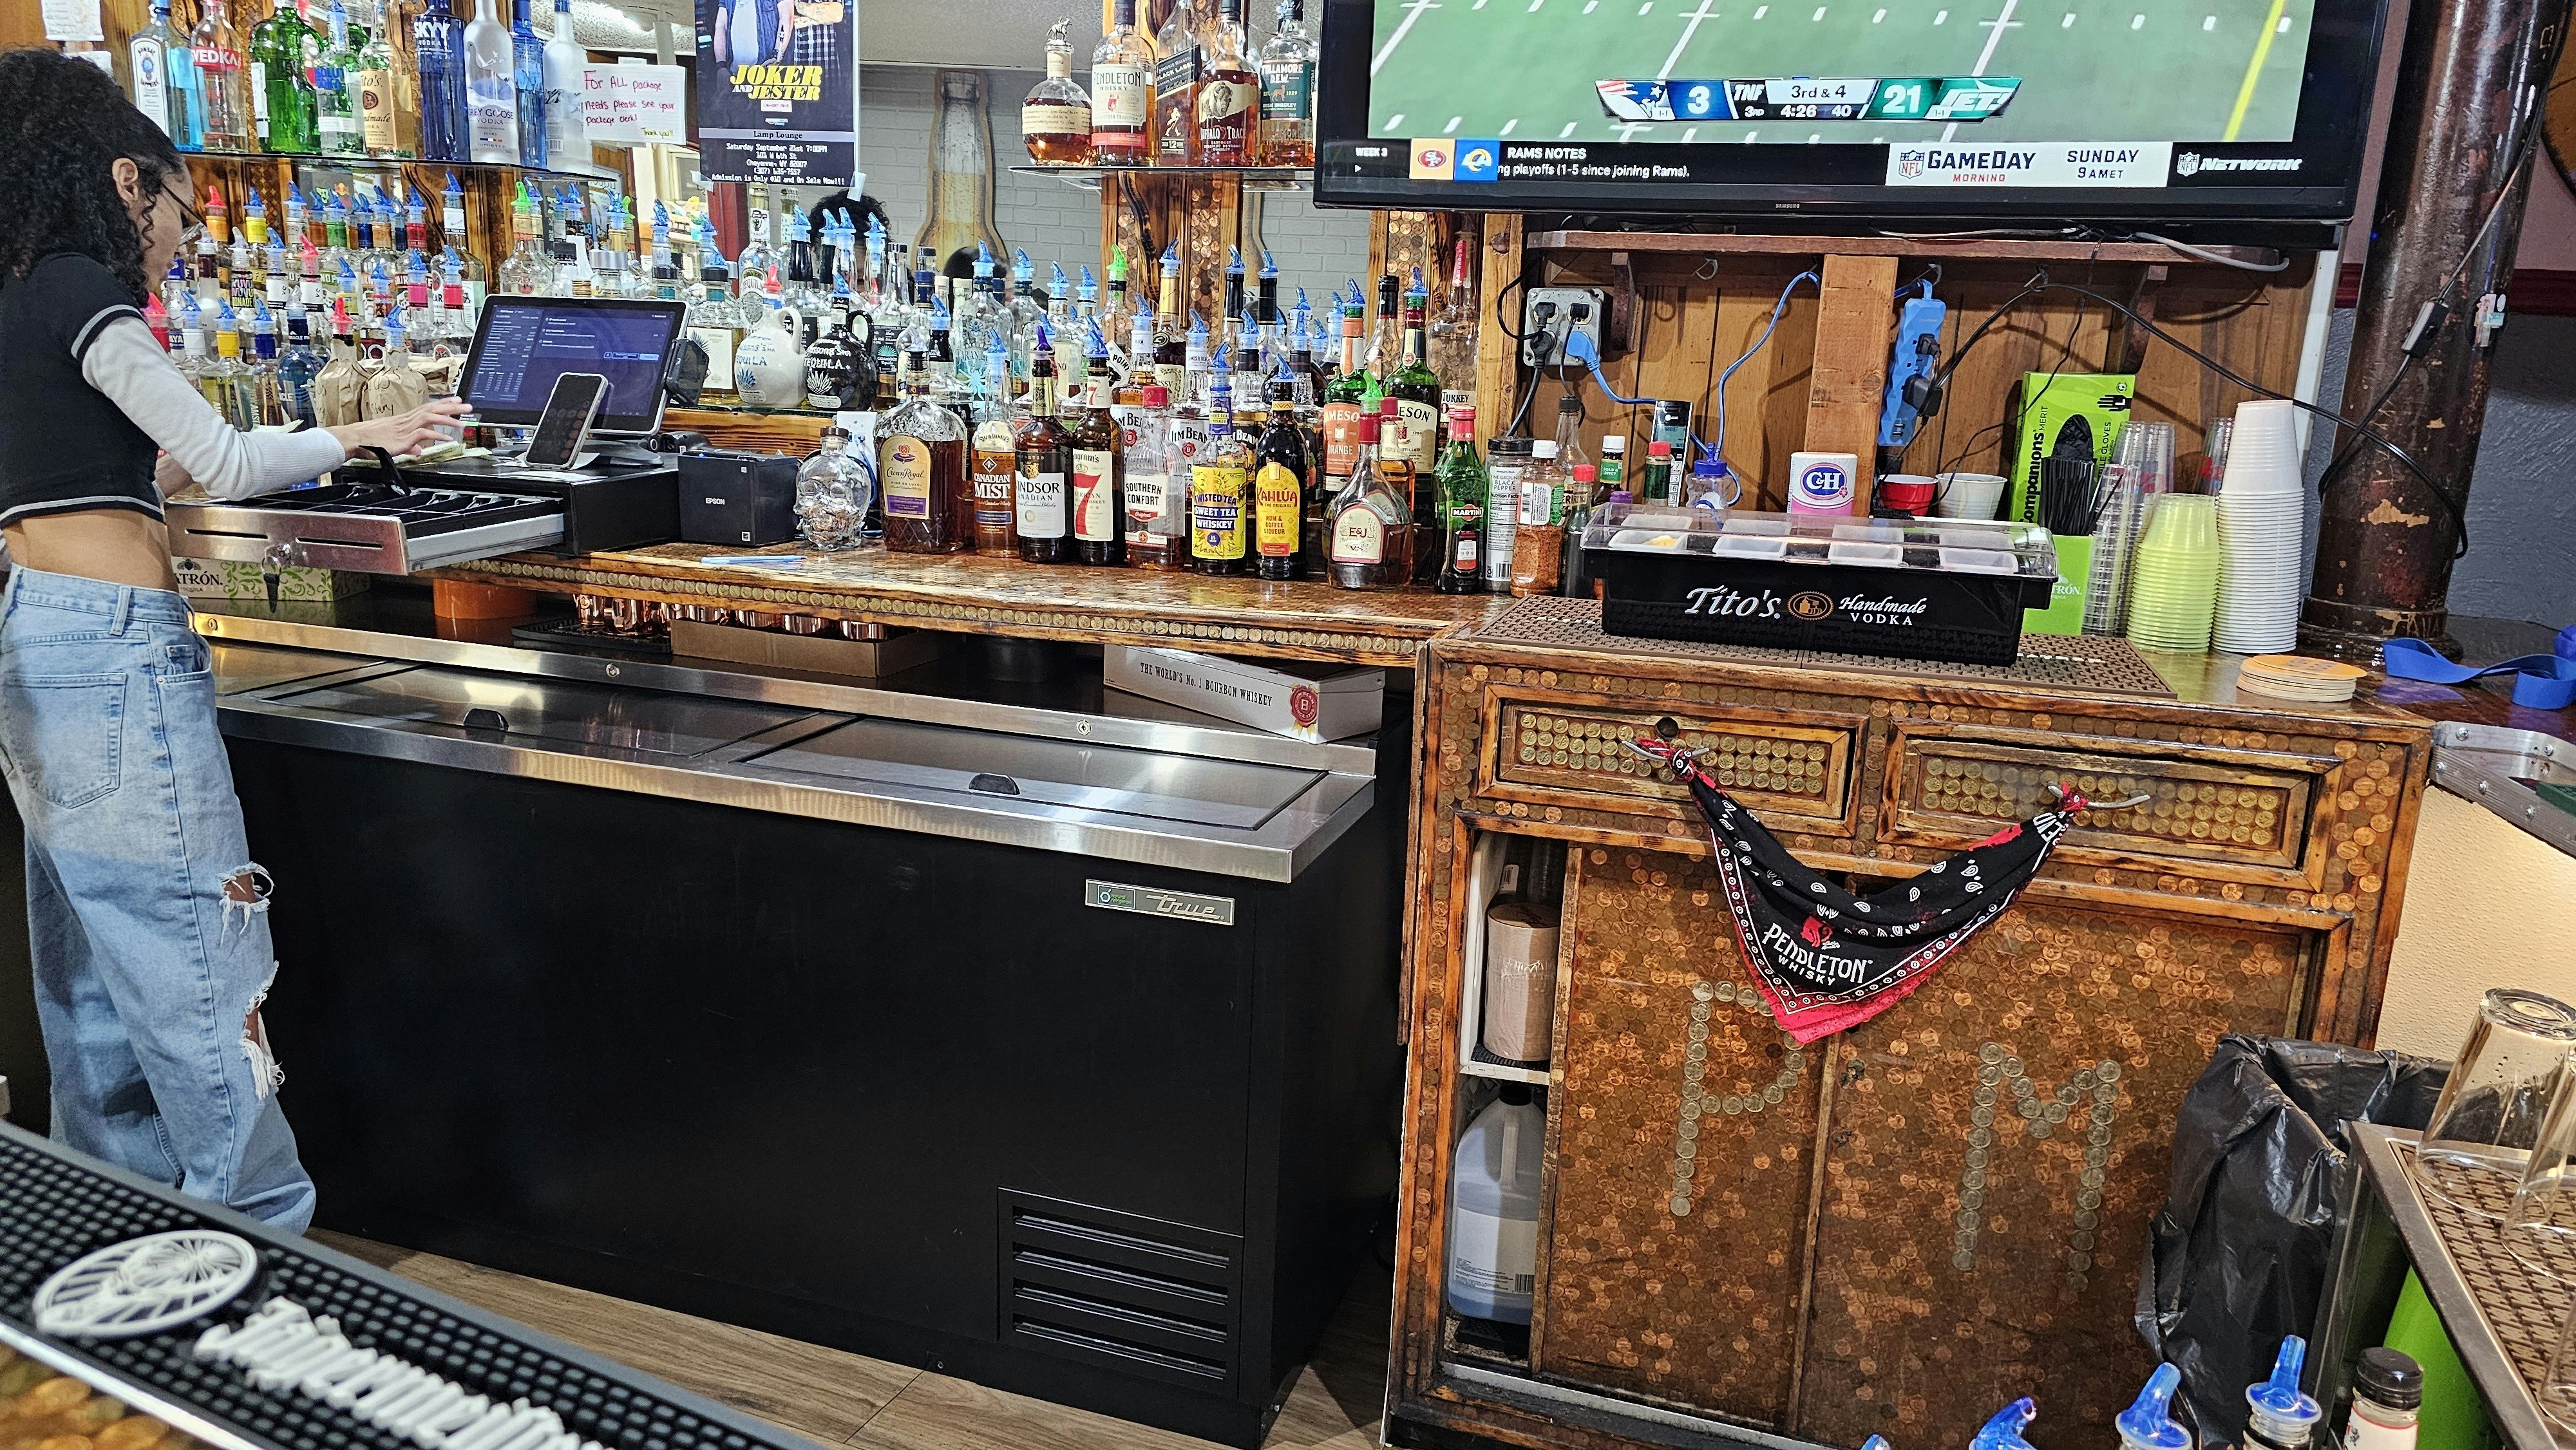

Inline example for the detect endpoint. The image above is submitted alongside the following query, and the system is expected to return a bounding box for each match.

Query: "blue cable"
[1710,269,1819,483]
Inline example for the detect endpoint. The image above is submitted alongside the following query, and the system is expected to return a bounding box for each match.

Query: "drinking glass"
[2414,989,2576,1214]
[2514,1059,2576,1236]
[2540,1297,2576,1432]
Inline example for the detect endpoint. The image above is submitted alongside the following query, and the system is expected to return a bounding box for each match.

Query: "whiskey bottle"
[1256,0,1316,166]
[1151,0,1204,164]
[1069,326,1128,565]
[1014,338,1075,563]
[880,336,972,554]
[1388,274,1444,478]
[1122,384,1182,569]
[1090,0,1154,165]
[1022,21,1095,165]
[1195,0,1260,165]
[1253,375,1309,581]
[969,332,1020,556]
[1191,360,1252,575]
[1152,242,1188,394]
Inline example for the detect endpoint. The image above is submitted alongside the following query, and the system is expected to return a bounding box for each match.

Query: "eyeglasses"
[160,181,205,249]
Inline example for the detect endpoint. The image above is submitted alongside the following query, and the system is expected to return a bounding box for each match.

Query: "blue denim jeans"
[0,565,314,1230]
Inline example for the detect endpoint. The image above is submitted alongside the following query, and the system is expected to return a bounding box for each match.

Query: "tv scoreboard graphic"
[1595,75,2021,123]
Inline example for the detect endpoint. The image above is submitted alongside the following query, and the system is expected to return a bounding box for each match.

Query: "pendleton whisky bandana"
[1636,740,2083,1043]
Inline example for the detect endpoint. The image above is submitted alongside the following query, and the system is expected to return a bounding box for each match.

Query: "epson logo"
[2176,151,2304,176]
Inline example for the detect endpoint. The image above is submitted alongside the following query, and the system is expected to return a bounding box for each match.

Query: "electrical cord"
[1930,277,2089,483]
[1710,270,1819,480]
[2127,232,2294,273]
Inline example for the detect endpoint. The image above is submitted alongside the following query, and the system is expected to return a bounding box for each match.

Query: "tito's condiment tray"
[1580,504,2060,665]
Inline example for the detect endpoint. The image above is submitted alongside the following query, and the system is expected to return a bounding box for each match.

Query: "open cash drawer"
[166,480,567,574]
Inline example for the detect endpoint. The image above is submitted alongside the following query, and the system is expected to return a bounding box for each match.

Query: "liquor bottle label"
[1154,362,1186,395]
[1168,417,1211,473]
[248,61,271,124]
[1330,507,1384,564]
[1124,471,1166,531]
[1090,62,1148,131]
[882,437,935,519]
[1321,402,1364,476]
[1016,466,1069,536]
[193,46,242,69]
[1191,464,1248,560]
[1257,60,1311,120]
[132,39,171,133]
[1021,100,1088,137]
[1394,398,1441,467]
[1073,449,1119,541]
[972,447,1015,531]
[1195,76,1254,124]
[1253,460,1301,558]
[1152,46,1200,99]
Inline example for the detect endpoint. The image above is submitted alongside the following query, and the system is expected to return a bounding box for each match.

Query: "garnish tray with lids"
[1579,503,2061,665]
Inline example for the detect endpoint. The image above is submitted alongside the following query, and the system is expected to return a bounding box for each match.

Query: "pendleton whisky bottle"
[1090,0,1154,164]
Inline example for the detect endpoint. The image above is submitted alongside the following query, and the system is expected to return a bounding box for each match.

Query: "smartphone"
[525,372,610,468]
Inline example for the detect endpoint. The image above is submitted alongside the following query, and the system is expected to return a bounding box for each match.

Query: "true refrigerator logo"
[1086,880,1237,927]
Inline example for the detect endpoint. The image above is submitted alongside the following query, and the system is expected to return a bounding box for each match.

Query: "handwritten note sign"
[582,64,688,145]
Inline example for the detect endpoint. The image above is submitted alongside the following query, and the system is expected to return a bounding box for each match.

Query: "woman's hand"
[327,399,474,460]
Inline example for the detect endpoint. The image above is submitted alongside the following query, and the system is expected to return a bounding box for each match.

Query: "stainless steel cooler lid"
[263,666,818,759]
[747,717,1325,829]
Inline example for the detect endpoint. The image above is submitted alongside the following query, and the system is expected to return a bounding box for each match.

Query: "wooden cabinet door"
[1791,898,2310,1449]
[1533,843,1823,1427]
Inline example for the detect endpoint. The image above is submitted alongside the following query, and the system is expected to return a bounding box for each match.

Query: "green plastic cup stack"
[2124,494,2222,652]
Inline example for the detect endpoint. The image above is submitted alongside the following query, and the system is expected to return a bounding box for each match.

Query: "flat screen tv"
[1312,0,2392,242]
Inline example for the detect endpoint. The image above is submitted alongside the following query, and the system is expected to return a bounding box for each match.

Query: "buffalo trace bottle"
[1191,362,1253,576]
[1326,408,1415,589]
[1068,329,1128,566]
[1253,375,1309,581]
[878,337,971,553]
[1014,342,1075,563]
[1195,0,1260,164]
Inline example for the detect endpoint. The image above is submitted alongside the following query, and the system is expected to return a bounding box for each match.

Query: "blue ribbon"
[2382,637,2576,710]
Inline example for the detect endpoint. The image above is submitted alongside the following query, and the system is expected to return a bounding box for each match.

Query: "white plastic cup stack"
[2211,399,2307,654]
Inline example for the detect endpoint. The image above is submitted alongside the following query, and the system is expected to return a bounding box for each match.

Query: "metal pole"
[2299,0,2568,659]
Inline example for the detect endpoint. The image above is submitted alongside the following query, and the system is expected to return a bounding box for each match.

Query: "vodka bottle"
[461,0,518,163]
[413,0,466,161]
[544,0,589,168]
[190,0,253,153]
[512,0,547,168]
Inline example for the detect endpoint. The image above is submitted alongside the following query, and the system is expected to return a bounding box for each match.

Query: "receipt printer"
[679,449,800,547]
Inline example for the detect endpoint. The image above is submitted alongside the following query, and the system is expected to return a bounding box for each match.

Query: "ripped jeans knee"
[222,863,284,1100]
[222,863,274,935]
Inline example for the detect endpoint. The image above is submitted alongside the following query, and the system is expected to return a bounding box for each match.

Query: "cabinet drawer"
[1883,724,2336,881]
[1482,692,1861,833]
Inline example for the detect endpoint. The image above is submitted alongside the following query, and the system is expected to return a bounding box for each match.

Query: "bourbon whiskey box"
[1105,645,1385,743]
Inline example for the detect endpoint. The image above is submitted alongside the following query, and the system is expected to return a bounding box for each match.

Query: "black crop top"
[0,253,160,527]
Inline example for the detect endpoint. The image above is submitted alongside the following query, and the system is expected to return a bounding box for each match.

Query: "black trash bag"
[2137,1034,2450,1445]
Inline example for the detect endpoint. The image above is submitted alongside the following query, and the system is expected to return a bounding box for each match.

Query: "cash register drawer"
[167,481,567,574]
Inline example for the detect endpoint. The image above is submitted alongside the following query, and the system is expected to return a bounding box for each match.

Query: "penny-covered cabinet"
[1388,598,2431,1450]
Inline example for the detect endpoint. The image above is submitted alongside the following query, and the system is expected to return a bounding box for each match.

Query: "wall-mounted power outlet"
[1522,287,1609,368]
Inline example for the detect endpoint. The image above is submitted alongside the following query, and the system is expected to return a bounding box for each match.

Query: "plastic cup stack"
[2125,494,2222,652]
[2211,399,2306,654]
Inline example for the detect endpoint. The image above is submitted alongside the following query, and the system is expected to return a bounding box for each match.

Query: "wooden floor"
[310,1232,1392,1450]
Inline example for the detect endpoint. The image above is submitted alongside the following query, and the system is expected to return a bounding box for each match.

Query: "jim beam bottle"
[1195,0,1260,165]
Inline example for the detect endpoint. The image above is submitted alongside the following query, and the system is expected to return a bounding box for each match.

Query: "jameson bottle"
[1253,375,1310,581]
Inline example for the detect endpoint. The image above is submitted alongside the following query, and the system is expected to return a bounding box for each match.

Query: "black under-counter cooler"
[1582,503,2060,664]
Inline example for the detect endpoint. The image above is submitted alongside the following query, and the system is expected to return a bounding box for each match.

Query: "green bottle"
[1433,403,1488,594]
[251,0,317,153]
[1387,268,1444,476]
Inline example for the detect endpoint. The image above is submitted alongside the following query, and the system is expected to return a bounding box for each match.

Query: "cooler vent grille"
[997,1191,1245,1393]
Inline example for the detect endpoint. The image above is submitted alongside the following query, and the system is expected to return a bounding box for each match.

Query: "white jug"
[734,305,809,408]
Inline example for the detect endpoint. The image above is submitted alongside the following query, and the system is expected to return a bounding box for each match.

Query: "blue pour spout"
[1969,1397,2038,1450]
[2247,1337,2322,1449]
[2117,1366,2192,1450]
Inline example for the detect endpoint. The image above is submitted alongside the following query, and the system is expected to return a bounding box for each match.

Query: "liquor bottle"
[1256,0,1316,166]
[1253,374,1309,581]
[1434,406,1488,593]
[1063,265,1097,381]
[461,0,518,163]
[1069,325,1127,566]
[1121,298,1156,407]
[497,184,553,295]
[1196,0,1260,165]
[512,0,546,168]
[1429,233,1477,395]
[1022,21,1094,164]
[1320,292,1369,484]
[1150,0,1203,164]
[969,331,1019,556]
[1365,272,1400,384]
[544,0,589,166]
[1013,337,1074,564]
[191,0,254,153]
[355,12,401,156]
[796,427,874,552]
[413,0,466,162]
[1191,359,1252,575]
[920,71,1010,274]
[437,178,487,310]
[131,0,185,140]
[1388,272,1444,468]
[879,332,972,554]
[276,299,325,424]
[1090,0,1153,165]
[1122,384,1181,569]
[245,299,283,425]
[688,244,743,401]
[1326,397,1417,589]
[1152,242,1187,394]
[248,0,304,153]
[1371,393,1430,581]
[205,300,260,430]
[311,1,363,156]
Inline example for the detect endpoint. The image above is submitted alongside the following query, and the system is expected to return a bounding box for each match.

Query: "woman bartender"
[0,50,468,1231]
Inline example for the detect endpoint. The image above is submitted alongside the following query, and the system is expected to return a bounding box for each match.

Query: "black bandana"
[1636,739,2083,1042]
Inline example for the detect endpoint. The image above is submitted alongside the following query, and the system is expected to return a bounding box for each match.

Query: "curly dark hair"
[0,48,185,304]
